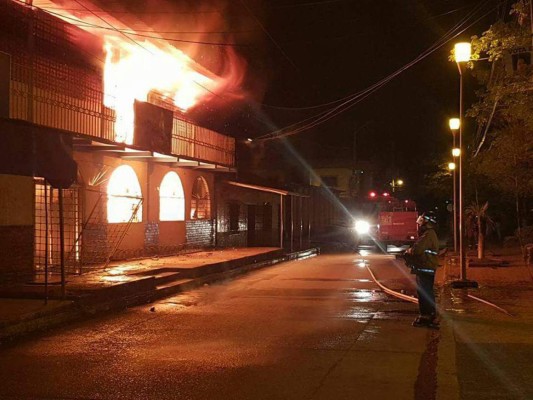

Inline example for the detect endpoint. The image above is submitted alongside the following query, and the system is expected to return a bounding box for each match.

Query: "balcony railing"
[0,2,235,167]
[7,59,235,167]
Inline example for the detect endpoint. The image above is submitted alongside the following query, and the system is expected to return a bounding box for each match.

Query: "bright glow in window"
[190,177,211,219]
[159,172,185,221]
[107,165,143,223]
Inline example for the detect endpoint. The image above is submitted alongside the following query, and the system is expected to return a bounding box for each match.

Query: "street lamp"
[449,118,460,130]
[452,148,461,157]
[449,118,459,255]
[451,43,478,288]
[390,178,404,192]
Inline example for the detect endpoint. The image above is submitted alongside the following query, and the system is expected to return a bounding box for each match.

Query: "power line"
[238,0,299,70]
[256,0,497,141]
[274,0,355,9]
[39,8,251,46]
[66,0,220,99]
[40,7,222,14]
[260,3,481,111]
[258,0,491,127]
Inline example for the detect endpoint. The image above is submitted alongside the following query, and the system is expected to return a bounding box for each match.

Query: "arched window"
[159,172,185,221]
[107,165,143,223]
[190,177,210,219]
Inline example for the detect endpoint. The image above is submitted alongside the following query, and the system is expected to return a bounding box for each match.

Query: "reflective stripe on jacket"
[411,228,439,270]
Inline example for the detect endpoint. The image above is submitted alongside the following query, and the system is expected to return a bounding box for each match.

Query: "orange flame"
[25,0,245,145]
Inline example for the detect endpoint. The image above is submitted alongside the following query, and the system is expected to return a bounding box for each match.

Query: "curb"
[152,247,319,301]
[436,286,460,400]
[0,248,318,344]
[0,301,80,345]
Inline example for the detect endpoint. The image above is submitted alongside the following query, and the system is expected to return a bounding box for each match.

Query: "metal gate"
[34,178,80,276]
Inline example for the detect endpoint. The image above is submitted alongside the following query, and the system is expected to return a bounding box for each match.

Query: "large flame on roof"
[102,38,216,143]
[20,0,244,145]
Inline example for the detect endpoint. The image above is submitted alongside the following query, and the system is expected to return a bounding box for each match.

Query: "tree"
[462,1,533,244]
[465,201,494,259]
[474,124,533,246]
[467,1,532,145]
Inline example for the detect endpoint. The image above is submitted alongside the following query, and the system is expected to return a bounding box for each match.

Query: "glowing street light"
[390,178,404,192]
[449,117,460,255]
[449,118,460,131]
[452,148,461,157]
[454,42,471,63]
[451,41,477,288]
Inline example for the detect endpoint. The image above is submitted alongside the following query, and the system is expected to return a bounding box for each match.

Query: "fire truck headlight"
[354,220,370,235]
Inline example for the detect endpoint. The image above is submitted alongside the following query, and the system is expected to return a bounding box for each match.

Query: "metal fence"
[34,181,145,276]
[34,179,81,276]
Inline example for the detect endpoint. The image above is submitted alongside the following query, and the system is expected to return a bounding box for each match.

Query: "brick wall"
[141,222,187,256]
[186,219,214,249]
[144,221,159,247]
[81,223,109,264]
[0,225,33,283]
[216,183,280,248]
[217,231,247,248]
[216,201,247,248]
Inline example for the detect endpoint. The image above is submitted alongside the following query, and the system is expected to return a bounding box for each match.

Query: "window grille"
[190,177,210,220]
[34,178,80,275]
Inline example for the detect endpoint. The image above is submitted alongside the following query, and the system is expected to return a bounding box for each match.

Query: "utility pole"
[530,0,533,49]
[352,126,358,170]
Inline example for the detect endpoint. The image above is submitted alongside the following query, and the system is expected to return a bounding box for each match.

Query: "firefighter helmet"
[416,211,437,226]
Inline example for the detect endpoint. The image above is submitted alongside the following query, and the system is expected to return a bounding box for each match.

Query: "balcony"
[0,2,235,168]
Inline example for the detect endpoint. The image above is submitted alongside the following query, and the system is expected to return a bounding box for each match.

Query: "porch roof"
[226,181,308,197]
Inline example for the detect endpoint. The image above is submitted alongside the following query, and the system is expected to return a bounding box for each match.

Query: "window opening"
[159,171,185,221]
[107,165,143,223]
[190,177,210,219]
[229,203,240,232]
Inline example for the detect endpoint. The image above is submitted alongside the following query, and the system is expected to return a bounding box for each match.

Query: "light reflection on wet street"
[0,252,435,400]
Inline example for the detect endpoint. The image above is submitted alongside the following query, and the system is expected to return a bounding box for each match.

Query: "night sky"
[187,0,501,202]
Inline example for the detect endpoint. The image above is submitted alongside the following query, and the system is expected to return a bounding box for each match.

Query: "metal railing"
[7,59,235,166]
[0,2,235,167]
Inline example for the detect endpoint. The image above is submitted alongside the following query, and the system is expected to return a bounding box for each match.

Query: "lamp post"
[451,42,478,289]
[449,118,460,254]
[390,179,404,193]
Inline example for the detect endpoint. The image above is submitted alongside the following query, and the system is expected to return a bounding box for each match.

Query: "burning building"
[0,0,249,284]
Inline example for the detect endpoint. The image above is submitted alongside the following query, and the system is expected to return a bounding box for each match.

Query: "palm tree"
[465,201,494,259]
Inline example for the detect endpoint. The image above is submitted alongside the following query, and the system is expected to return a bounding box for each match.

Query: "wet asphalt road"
[0,253,438,400]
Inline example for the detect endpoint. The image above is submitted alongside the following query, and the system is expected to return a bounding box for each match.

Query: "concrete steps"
[155,278,196,298]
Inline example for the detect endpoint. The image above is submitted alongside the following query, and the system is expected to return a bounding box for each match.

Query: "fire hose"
[467,294,514,317]
[365,263,513,317]
[365,265,418,304]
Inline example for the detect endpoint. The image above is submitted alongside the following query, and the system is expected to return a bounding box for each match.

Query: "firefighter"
[406,212,440,328]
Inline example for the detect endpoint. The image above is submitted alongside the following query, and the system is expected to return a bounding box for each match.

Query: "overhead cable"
[256,0,497,141]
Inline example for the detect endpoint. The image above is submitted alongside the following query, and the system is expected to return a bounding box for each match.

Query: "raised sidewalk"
[0,247,317,343]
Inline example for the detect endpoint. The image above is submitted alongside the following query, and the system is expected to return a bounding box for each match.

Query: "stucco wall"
[74,150,215,259]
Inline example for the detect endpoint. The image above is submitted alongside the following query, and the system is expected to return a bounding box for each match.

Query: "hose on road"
[365,265,419,304]
[467,294,514,317]
[364,264,513,316]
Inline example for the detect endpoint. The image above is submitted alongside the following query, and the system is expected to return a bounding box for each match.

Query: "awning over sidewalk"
[226,181,309,197]
[0,118,77,188]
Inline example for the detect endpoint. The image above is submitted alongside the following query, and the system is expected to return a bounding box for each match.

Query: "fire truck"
[351,193,418,251]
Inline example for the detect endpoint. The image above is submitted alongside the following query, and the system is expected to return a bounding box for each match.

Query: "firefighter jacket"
[411,227,439,271]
